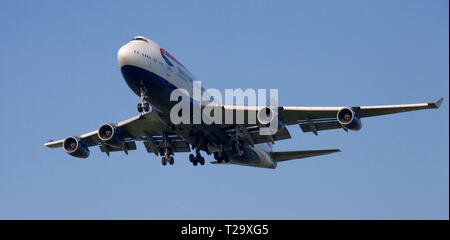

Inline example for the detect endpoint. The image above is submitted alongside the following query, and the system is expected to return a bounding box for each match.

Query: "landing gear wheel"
[199,157,205,165]
[193,159,198,166]
[137,103,143,112]
[224,154,230,163]
[189,154,195,162]
[214,152,222,163]
[161,157,167,166]
[168,156,174,165]
[143,103,150,112]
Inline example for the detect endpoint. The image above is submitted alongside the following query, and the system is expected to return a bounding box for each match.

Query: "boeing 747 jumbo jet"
[44,36,443,169]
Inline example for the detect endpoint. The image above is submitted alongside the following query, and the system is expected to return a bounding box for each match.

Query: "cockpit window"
[131,37,148,43]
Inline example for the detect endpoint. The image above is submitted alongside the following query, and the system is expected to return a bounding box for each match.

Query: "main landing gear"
[160,132,174,166]
[188,143,230,166]
[137,86,150,113]
[232,140,244,158]
[189,147,205,166]
[213,145,230,163]
[161,155,174,166]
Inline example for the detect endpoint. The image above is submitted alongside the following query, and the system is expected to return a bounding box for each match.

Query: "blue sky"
[0,0,448,219]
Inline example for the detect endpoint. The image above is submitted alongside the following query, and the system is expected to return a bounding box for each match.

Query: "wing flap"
[99,141,137,153]
[298,118,342,133]
[250,126,291,144]
[225,125,292,146]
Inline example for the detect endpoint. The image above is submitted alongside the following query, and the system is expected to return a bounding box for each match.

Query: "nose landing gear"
[137,103,150,113]
[137,86,150,113]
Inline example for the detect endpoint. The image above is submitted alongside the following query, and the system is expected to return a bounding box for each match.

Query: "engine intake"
[337,107,362,131]
[63,136,90,158]
[257,107,276,125]
[98,123,124,148]
[257,106,285,135]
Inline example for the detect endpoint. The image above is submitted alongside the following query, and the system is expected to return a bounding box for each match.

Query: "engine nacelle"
[97,123,124,148]
[257,107,276,125]
[257,106,285,134]
[337,107,362,131]
[63,136,90,158]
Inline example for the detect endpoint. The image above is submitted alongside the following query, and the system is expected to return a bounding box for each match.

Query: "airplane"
[44,36,444,169]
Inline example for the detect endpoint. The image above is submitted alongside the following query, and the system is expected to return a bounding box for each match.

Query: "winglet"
[429,97,444,109]
[435,97,444,108]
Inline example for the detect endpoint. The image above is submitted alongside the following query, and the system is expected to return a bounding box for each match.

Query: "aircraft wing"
[281,98,443,134]
[45,98,443,156]
[282,98,443,124]
[44,130,98,148]
[44,111,191,156]
[213,98,442,136]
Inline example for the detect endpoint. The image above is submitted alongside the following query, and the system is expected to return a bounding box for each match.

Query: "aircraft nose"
[117,44,133,68]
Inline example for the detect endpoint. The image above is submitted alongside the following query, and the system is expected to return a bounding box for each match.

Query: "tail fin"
[271,149,340,162]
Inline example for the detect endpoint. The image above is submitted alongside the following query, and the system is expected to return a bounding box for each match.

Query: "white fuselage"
[117,36,277,169]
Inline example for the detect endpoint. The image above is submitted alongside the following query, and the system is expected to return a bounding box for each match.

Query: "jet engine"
[257,107,276,125]
[97,123,124,148]
[63,136,90,158]
[257,106,285,134]
[337,107,362,131]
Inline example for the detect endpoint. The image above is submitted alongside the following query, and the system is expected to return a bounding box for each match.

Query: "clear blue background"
[0,0,448,219]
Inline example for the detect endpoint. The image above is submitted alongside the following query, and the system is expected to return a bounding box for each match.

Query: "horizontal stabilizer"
[271,149,341,162]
